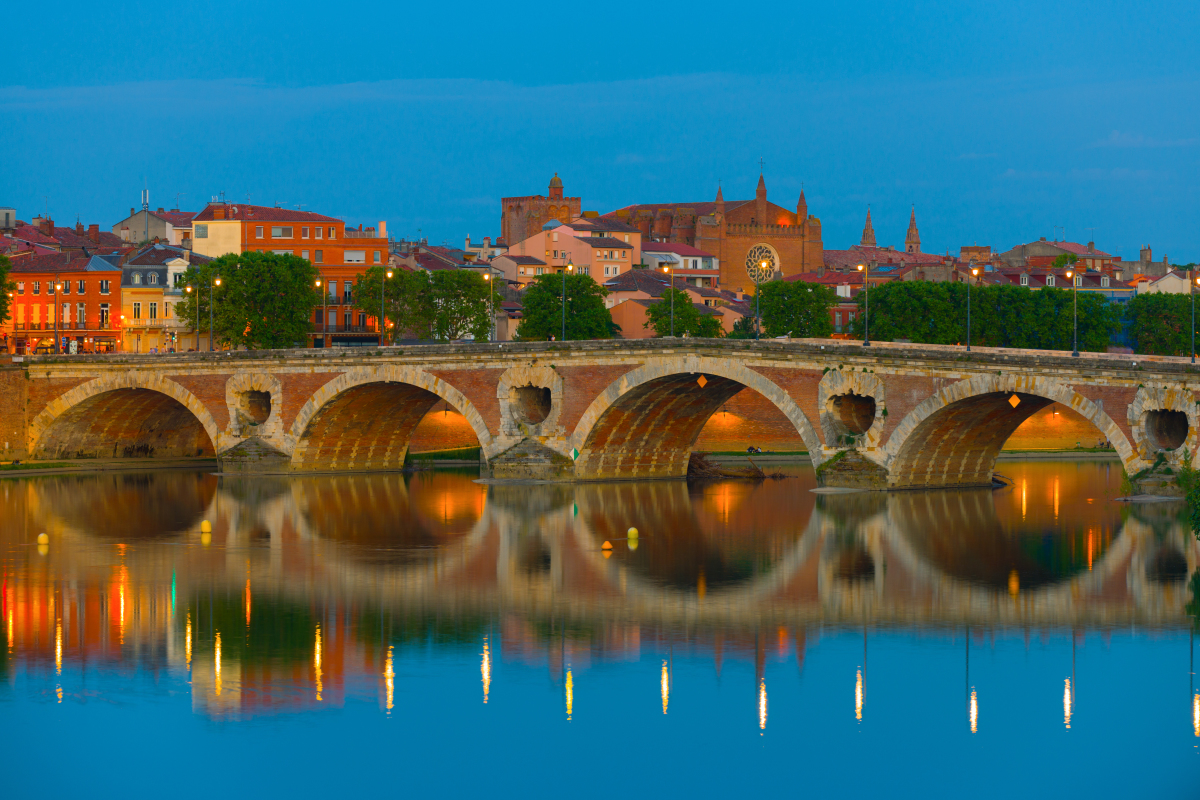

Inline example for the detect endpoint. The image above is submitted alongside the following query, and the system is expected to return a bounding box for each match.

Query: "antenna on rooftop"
[174,192,185,210]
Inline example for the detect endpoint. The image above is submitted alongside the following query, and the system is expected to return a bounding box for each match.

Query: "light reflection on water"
[0,461,1197,797]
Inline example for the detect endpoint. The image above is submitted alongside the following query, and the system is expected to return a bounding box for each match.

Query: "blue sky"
[4,0,1199,260]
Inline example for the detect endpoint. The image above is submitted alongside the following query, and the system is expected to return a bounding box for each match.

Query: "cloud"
[1090,130,1199,148]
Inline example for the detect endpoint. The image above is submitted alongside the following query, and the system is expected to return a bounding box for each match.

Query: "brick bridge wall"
[5,340,1200,488]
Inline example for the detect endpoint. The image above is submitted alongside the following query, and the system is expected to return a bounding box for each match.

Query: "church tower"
[715,184,726,217]
[548,173,564,200]
[755,174,767,226]
[796,189,807,222]
[905,206,920,254]
[860,207,876,247]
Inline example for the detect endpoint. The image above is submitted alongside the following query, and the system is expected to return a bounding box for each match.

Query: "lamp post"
[562,262,573,341]
[53,276,62,354]
[315,276,325,348]
[967,263,979,352]
[209,276,221,351]
[380,269,393,345]
[856,262,872,346]
[185,285,198,351]
[1192,268,1198,365]
[662,263,675,336]
[484,272,494,342]
[1065,267,1079,357]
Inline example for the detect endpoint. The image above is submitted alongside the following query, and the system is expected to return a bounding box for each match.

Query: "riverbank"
[704,449,1122,465]
[0,458,218,478]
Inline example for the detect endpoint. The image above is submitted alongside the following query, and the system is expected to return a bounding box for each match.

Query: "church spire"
[905,205,920,254]
[796,188,807,220]
[714,183,725,215]
[860,206,876,248]
[755,173,767,226]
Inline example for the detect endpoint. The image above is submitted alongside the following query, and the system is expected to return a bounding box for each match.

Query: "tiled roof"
[499,255,548,265]
[641,242,715,258]
[414,252,458,271]
[156,210,196,227]
[11,225,60,245]
[576,236,633,249]
[604,270,671,295]
[10,253,121,274]
[604,200,752,220]
[1027,240,1113,258]
[192,204,341,223]
[567,218,641,235]
[125,243,213,267]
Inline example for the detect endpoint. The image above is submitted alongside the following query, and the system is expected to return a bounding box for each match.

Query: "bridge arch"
[881,374,1138,489]
[28,374,222,460]
[568,356,821,480]
[288,365,493,472]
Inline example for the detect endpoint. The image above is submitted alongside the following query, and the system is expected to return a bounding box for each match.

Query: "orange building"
[190,202,390,346]
[5,252,123,354]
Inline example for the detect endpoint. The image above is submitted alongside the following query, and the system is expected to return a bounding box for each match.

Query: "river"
[1,460,1196,797]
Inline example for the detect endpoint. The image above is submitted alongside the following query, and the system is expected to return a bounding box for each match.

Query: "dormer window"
[1020,274,1028,286]
[1046,275,1055,287]
[1074,275,1082,287]
[1101,276,1110,288]
[132,273,142,285]
[148,273,158,285]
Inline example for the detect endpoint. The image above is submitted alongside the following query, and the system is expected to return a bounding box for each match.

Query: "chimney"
[76,221,85,234]
[88,224,100,243]
[40,217,54,236]
[130,207,135,217]
[213,205,226,220]
[157,208,164,214]
[379,221,387,238]
[1141,245,1152,263]
[1087,241,1095,253]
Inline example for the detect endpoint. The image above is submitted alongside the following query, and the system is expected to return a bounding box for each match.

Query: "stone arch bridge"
[3,339,1198,490]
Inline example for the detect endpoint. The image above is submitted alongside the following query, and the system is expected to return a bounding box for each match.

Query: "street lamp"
[483,272,494,342]
[315,277,325,348]
[53,277,63,354]
[209,276,221,352]
[185,285,198,351]
[1065,267,1079,357]
[380,269,393,345]
[662,263,675,336]
[756,260,768,340]
[562,262,574,341]
[1192,269,1199,364]
[966,262,979,352]
[856,263,872,346]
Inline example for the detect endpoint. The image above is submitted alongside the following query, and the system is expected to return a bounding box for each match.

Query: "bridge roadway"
[3,338,1199,489]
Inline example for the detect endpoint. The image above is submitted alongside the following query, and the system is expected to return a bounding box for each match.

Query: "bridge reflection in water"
[0,462,1196,726]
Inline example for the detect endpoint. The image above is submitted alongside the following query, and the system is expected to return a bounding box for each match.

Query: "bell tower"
[905,206,920,254]
[860,207,876,248]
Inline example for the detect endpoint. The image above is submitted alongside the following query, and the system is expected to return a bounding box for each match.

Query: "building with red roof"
[111,205,197,247]
[4,252,123,354]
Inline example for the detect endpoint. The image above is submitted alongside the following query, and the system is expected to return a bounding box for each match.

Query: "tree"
[726,314,758,339]
[354,267,499,342]
[1051,253,1079,269]
[175,252,319,350]
[757,279,836,338]
[515,272,615,341]
[849,280,1121,352]
[1124,293,1195,356]
[0,255,14,327]
[644,288,724,338]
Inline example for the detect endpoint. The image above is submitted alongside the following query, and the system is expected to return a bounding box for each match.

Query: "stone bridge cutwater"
[3,338,1198,491]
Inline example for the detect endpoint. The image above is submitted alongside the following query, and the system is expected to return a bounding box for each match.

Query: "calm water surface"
[1,460,1197,798]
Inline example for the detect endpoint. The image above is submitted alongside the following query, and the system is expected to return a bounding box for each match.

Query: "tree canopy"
[644,288,724,338]
[726,314,757,339]
[174,251,319,350]
[757,279,836,338]
[1124,293,1197,356]
[0,255,14,327]
[353,267,499,342]
[849,280,1121,352]
[515,273,616,341]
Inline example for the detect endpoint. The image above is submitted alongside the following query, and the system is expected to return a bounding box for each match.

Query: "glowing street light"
[561,262,573,341]
[856,262,872,346]
[1064,268,1080,357]
[380,269,394,345]
[967,262,979,352]
[209,275,221,351]
[483,273,494,343]
[185,285,199,351]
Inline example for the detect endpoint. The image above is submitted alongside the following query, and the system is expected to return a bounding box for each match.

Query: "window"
[76,303,85,324]
[47,282,55,296]
[518,267,525,276]
[302,250,310,260]
[302,226,310,239]
[345,250,366,264]
[133,302,142,320]
[328,227,336,240]
[194,223,208,238]
[1101,276,1110,288]
[62,281,71,295]
[99,303,110,327]
[316,227,323,240]
[624,235,630,243]
[16,282,23,295]
[165,302,172,319]
[149,302,158,320]
[148,273,158,285]
[33,281,40,295]
[1074,275,1082,287]
[551,232,558,242]
[595,251,602,258]
[579,266,589,276]
[100,280,110,294]
[1046,275,1055,287]
[1019,275,1028,286]
[271,226,293,239]
[77,280,84,293]
[374,251,381,263]
[315,250,323,263]
[256,226,264,239]
[327,281,337,298]
[271,250,292,256]
[132,273,142,285]
[61,303,68,325]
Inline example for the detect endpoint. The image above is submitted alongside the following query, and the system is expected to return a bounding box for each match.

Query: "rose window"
[745,245,777,284]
